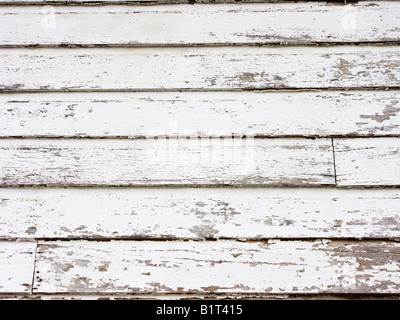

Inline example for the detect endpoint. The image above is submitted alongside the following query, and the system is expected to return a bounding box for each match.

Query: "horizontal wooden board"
[1,3,399,46]
[33,240,400,293]
[0,0,290,3]
[334,138,400,186]
[1,91,400,137]
[0,138,334,186]
[0,0,394,4]
[1,47,399,90]
[1,188,399,239]
[2,293,399,300]
[0,241,36,293]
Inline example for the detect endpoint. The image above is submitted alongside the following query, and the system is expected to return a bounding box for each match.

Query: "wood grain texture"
[1,188,399,240]
[1,2,399,46]
[1,46,399,91]
[0,138,335,186]
[0,241,36,293]
[33,240,400,294]
[1,91,400,138]
[334,138,400,186]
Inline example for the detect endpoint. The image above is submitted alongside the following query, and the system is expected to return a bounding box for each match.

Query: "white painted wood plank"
[0,0,283,3]
[34,240,400,293]
[0,241,36,293]
[1,3,399,45]
[0,0,395,4]
[3,293,398,300]
[0,188,399,239]
[1,91,399,138]
[1,47,399,90]
[0,138,334,186]
[0,293,320,300]
[334,138,400,186]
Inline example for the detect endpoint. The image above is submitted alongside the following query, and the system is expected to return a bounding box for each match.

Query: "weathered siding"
[0,1,399,299]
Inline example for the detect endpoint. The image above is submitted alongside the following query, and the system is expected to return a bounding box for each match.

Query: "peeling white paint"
[0,188,399,239]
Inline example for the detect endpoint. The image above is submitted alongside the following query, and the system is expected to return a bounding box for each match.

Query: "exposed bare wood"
[1,47,399,91]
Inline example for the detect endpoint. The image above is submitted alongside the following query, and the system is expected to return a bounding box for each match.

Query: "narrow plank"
[1,46,399,90]
[1,91,400,138]
[0,138,334,186]
[1,3,399,46]
[0,0,285,3]
[0,241,36,293]
[1,294,399,300]
[34,240,400,293]
[1,188,399,239]
[334,138,400,186]
[0,0,394,4]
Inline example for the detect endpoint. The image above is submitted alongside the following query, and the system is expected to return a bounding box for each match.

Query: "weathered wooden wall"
[0,0,399,299]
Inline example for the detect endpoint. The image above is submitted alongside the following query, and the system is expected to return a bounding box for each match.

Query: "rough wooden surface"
[1,3,399,46]
[33,240,400,294]
[0,138,334,186]
[1,47,399,91]
[334,138,400,186]
[0,188,399,240]
[0,241,36,293]
[1,91,399,138]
